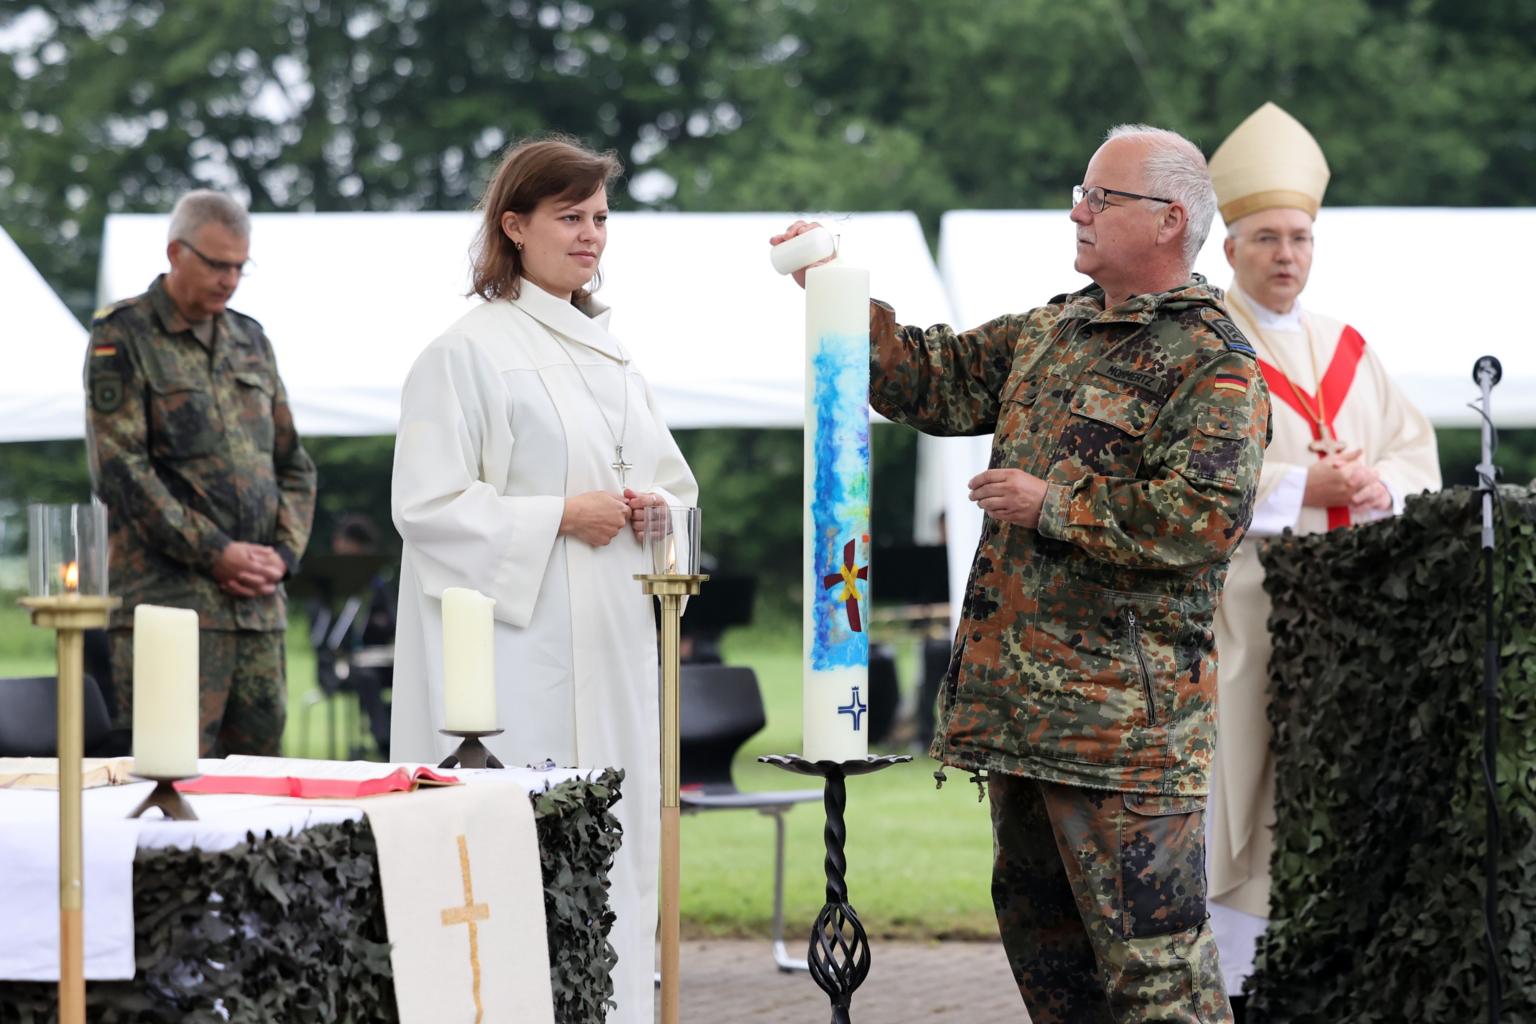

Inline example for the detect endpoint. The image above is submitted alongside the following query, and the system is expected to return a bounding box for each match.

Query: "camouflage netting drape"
[1250,486,1536,1022]
[0,770,622,1023]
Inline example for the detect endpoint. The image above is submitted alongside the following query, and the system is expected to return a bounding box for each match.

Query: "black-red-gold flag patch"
[91,344,117,358]
[1213,374,1248,395]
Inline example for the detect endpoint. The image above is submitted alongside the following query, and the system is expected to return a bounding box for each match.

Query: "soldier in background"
[774,123,1270,1023]
[85,190,316,757]
[1204,102,1442,1016]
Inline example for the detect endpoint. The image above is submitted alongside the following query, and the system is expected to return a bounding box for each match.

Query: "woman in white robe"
[390,137,698,1023]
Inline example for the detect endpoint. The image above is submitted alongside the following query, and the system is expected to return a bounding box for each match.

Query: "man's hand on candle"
[560,491,630,546]
[213,542,285,597]
[968,469,1048,529]
[770,220,834,289]
[623,488,666,540]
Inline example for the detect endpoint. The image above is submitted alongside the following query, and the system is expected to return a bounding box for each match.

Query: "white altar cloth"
[0,756,584,984]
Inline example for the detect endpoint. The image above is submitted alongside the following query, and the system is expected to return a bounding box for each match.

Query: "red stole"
[1257,325,1368,530]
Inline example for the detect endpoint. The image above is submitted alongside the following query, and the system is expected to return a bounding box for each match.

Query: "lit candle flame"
[61,561,79,592]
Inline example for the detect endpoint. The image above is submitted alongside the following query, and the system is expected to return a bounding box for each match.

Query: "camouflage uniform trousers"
[110,627,286,757]
[989,772,1232,1023]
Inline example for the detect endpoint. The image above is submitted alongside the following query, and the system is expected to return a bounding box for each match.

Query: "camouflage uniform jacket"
[871,277,1270,795]
[85,275,317,632]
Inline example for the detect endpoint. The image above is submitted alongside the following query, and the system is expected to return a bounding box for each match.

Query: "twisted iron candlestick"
[759,754,910,1023]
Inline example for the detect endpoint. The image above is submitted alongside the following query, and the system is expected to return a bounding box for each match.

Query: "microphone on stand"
[1470,352,1504,1024]
[1473,354,1502,388]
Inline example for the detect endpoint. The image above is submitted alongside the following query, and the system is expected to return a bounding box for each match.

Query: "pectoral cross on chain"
[611,445,633,488]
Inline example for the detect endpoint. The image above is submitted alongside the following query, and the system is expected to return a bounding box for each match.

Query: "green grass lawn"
[0,596,998,942]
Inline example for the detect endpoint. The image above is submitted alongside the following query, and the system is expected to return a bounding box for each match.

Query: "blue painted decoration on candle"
[810,333,870,670]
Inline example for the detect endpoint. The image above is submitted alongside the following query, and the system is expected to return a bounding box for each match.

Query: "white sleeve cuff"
[1248,466,1306,536]
[1353,481,1401,524]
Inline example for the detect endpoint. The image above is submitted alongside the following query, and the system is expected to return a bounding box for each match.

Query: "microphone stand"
[1472,354,1502,1024]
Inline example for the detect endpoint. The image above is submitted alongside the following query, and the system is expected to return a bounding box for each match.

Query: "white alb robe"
[390,279,698,1024]
[1207,284,1441,992]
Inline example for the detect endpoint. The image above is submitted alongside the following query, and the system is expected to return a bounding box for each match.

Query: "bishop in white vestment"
[390,272,697,1021]
[1205,103,1442,996]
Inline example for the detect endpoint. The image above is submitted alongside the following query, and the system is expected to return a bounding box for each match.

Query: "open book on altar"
[0,757,136,790]
[175,755,459,799]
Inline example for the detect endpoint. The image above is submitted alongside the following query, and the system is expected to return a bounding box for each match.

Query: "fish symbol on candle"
[61,561,79,593]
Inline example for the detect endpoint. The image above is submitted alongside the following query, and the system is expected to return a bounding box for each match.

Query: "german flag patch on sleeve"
[1213,374,1249,395]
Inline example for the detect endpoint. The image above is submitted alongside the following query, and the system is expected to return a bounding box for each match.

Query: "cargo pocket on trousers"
[1119,792,1208,939]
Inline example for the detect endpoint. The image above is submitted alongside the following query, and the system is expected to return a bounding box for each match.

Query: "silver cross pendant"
[611,444,633,488]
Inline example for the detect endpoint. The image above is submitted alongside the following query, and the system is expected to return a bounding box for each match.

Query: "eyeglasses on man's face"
[177,239,254,277]
[1072,185,1175,214]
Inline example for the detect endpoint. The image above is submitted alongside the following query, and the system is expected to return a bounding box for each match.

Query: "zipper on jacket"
[1126,609,1158,726]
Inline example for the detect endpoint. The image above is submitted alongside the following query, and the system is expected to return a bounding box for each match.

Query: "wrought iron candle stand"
[437,729,506,769]
[759,753,911,1023]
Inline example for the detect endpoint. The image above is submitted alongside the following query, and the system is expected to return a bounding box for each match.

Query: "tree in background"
[3,0,1534,315]
[653,0,1536,229]
[0,0,728,313]
[3,0,1532,612]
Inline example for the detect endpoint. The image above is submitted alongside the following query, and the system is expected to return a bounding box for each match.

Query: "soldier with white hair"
[774,123,1272,1023]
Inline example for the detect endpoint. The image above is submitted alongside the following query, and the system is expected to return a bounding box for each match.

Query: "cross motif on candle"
[822,538,868,632]
[440,834,490,1023]
[837,686,868,732]
[611,444,633,488]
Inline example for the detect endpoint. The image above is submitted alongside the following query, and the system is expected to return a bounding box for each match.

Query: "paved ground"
[659,938,1029,1022]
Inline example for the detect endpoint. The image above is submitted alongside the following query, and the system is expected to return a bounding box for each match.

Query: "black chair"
[0,675,125,757]
[867,646,900,747]
[292,554,396,759]
[679,664,820,972]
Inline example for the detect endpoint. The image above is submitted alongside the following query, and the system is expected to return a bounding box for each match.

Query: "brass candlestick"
[21,593,119,1024]
[635,571,708,1024]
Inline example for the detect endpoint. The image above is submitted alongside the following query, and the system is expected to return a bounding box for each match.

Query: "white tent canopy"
[940,207,1535,427]
[0,226,88,442]
[930,207,1533,614]
[72,210,953,440]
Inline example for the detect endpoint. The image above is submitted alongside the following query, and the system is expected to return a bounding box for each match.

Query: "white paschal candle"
[131,604,200,778]
[442,587,497,732]
[801,259,872,763]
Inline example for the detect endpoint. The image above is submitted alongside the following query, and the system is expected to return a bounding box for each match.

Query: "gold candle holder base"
[635,571,708,1024]
[126,776,199,821]
[19,593,119,1024]
[438,729,505,769]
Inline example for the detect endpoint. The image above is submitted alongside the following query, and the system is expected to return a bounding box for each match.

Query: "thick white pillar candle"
[442,587,497,731]
[131,604,199,777]
[801,260,872,763]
